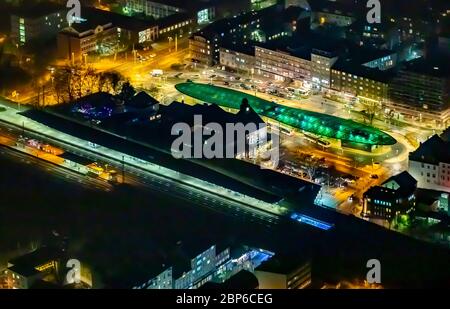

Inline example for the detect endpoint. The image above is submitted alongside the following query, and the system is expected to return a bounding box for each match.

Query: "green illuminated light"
[175,83,396,146]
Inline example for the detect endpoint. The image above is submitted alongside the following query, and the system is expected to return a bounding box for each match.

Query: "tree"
[118,82,136,104]
[106,71,123,94]
[49,66,126,104]
[82,66,99,95]
[361,100,382,125]
[304,156,322,181]
[384,109,396,125]
[146,83,160,98]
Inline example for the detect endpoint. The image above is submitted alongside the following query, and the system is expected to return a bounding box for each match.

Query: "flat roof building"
[11,3,68,46]
[363,171,417,221]
[388,57,450,127]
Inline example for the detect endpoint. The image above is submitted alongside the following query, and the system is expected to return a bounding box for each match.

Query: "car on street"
[240,83,250,90]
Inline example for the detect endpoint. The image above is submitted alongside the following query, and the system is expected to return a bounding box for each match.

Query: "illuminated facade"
[158,13,195,40]
[255,46,311,84]
[125,0,180,19]
[251,0,278,11]
[58,23,117,60]
[220,47,255,74]
[363,171,417,220]
[189,35,215,65]
[11,7,67,46]
[197,7,215,25]
[388,58,450,127]
[175,82,397,146]
[313,10,354,28]
[133,245,274,290]
[125,0,215,24]
[311,49,338,88]
[331,68,390,105]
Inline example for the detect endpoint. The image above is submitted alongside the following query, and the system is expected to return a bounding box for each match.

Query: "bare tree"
[82,66,98,95]
[304,156,321,181]
[49,66,126,104]
[361,100,382,125]
[146,83,160,98]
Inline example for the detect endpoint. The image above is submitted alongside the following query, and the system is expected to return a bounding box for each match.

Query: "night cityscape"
[0,0,449,298]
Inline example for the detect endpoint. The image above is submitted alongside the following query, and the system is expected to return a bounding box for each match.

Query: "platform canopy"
[175,82,396,146]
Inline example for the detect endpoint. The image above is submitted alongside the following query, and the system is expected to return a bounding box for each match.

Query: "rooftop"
[157,12,193,29]
[364,186,397,201]
[128,92,159,109]
[7,264,41,277]
[256,253,311,275]
[256,40,311,61]
[382,171,418,193]
[63,7,157,34]
[400,57,450,78]
[441,127,450,142]
[12,3,64,19]
[146,0,212,11]
[332,58,396,83]
[409,134,450,165]
[8,246,62,269]
[163,99,264,129]
[220,42,255,56]
[213,270,259,289]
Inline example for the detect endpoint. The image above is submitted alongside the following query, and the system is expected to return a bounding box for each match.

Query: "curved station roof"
[175,82,396,146]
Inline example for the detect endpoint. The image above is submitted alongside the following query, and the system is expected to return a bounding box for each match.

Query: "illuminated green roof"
[175,83,396,146]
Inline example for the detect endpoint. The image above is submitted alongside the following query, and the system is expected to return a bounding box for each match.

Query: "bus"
[286,87,310,97]
[317,139,331,148]
[280,127,292,136]
[267,123,292,136]
[151,69,163,77]
[303,133,331,148]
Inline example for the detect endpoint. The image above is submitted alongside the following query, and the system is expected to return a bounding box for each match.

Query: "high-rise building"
[311,48,338,89]
[388,58,450,127]
[133,244,274,289]
[255,45,311,85]
[220,45,255,74]
[330,53,395,106]
[10,3,67,46]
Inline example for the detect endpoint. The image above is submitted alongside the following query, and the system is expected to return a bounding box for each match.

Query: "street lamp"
[12,91,20,110]
[168,36,173,52]
[132,49,138,63]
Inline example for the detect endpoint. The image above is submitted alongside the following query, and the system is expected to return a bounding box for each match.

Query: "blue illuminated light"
[290,213,334,231]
